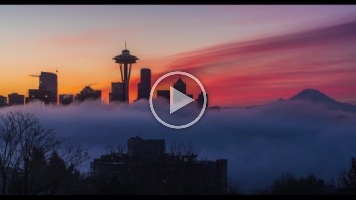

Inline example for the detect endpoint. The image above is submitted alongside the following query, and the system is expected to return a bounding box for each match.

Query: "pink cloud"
[159,19,356,106]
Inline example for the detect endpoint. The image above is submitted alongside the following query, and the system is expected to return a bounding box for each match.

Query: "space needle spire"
[112,42,139,103]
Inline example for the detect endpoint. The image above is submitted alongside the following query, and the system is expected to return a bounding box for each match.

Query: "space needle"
[113,42,139,102]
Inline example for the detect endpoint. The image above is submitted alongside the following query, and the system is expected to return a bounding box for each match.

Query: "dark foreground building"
[90,136,227,195]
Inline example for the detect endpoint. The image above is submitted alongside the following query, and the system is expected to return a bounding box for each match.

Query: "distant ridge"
[290,89,338,104]
[244,89,356,113]
[289,89,356,113]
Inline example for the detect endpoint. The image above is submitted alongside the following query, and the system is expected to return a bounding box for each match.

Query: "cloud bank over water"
[1,99,356,191]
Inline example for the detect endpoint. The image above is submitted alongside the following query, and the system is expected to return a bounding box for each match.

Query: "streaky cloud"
[157,19,356,106]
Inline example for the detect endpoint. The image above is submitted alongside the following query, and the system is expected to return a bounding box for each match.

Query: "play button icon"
[170,86,194,114]
[149,71,207,129]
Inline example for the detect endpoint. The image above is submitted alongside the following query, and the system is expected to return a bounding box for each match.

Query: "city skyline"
[1,5,356,107]
[2,5,356,194]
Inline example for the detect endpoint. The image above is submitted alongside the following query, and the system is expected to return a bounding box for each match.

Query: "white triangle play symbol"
[170,86,194,114]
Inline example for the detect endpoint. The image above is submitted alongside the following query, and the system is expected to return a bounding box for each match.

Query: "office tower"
[59,94,74,105]
[26,71,56,105]
[196,92,208,108]
[173,77,186,94]
[109,82,124,103]
[137,68,151,100]
[112,42,139,103]
[25,88,51,105]
[75,85,101,102]
[173,77,194,100]
[8,93,25,106]
[39,72,58,105]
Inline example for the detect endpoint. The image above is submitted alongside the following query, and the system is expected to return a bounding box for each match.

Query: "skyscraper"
[173,77,194,100]
[137,68,151,100]
[39,72,58,105]
[25,71,57,105]
[173,77,186,94]
[109,82,124,103]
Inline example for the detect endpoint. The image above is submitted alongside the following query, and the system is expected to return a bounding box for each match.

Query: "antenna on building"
[125,41,126,50]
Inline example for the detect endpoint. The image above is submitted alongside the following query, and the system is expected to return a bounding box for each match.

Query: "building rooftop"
[175,77,185,85]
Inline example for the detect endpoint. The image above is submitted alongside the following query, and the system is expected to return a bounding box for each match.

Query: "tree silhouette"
[337,157,356,194]
[0,111,91,195]
[225,177,243,195]
[268,172,329,195]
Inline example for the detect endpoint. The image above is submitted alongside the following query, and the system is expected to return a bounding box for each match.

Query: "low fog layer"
[1,99,356,192]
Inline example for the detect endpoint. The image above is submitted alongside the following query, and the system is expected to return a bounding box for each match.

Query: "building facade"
[157,90,170,102]
[90,136,227,194]
[127,136,165,160]
[59,94,74,105]
[39,72,58,105]
[196,92,208,108]
[172,78,194,101]
[109,82,124,103]
[173,77,186,94]
[8,93,25,106]
[25,88,52,105]
[75,86,101,102]
[0,95,7,107]
[137,68,151,101]
[25,71,57,105]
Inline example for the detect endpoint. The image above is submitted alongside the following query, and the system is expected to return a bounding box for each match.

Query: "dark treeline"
[0,111,355,195]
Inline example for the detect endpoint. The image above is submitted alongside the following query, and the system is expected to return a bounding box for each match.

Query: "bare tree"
[268,172,327,195]
[0,111,91,195]
[336,157,356,194]
[225,177,243,195]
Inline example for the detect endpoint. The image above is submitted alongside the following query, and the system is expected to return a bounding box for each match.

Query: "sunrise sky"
[1,5,356,107]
